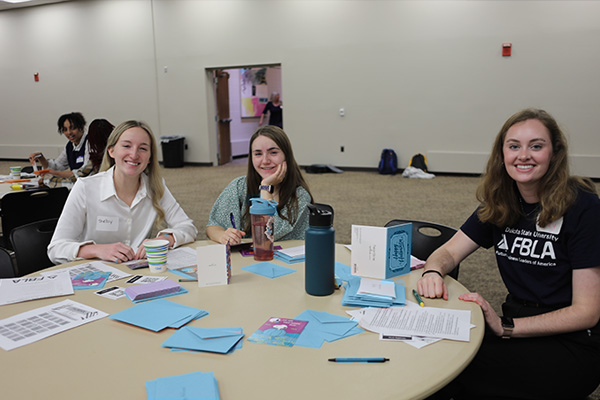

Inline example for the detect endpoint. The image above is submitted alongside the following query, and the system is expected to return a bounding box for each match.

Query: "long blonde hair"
[100,120,166,226]
[477,108,596,227]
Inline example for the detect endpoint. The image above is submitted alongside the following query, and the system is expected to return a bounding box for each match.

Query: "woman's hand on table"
[135,234,176,259]
[218,228,246,245]
[78,242,135,263]
[417,270,449,301]
[459,292,502,336]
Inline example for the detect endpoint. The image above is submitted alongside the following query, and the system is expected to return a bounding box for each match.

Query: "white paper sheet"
[356,305,472,342]
[0,274,74,305]
[357,277,396,298]
[166,247,197,270]
[0,299,108,351]
[41,261,130,282]
[276,245,305,258]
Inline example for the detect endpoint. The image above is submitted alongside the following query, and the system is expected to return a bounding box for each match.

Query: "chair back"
[0,187,69,250]
[0,247,16,278]
[385,219,460,279]
[10,218,58,277]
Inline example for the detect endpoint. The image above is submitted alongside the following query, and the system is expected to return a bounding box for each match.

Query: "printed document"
[0,274,74,305]
[357,306,472,342]
[41,261,130,282]
[0,299,107,351]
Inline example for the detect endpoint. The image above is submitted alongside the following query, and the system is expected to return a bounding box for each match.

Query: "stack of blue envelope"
[145,371,220,399]
[162,326,244,354]
[109,299,209,332]
[293,309,363,348]
[341,276,406,308]
[273,246,305,263]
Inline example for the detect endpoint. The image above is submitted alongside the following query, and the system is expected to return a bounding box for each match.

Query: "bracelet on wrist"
[421,269,444,279]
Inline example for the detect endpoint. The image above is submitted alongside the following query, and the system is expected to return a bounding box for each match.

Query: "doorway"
[208,64,282,165]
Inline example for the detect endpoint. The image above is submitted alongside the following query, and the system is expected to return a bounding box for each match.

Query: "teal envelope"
[109,299,208,332]
[241,262,296,278]
[145,371,220,399]
[162,326,244,354]
[293,309,364,348]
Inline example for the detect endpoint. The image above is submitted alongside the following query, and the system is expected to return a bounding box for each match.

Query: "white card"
[197,244,230,287]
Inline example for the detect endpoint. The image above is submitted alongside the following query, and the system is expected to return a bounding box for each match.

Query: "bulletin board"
[240,67,268,118]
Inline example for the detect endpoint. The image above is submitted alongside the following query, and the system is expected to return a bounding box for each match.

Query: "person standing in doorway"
[259,92,283,128]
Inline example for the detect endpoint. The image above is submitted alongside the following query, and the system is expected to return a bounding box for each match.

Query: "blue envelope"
[241,262,296,278]
[162,326,244,354]
[145,371,220,399]
[109,299,208,332]
[342,276,406,308]
[293,309,364,349]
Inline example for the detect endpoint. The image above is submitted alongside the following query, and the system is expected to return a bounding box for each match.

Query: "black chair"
[10,218,58,277]
[0,187,69,250]
[0,247,16,278]
[385,219,460,280]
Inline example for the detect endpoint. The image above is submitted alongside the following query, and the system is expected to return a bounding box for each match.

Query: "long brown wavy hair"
[100,120,166,227]
[242,126,313,233]
[477,108,596,228]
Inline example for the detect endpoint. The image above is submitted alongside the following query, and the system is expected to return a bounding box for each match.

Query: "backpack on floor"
[378,149,398,175]
[409,153,428,172]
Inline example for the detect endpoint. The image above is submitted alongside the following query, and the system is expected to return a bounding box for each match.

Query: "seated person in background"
[207,125,313,244]
[419,108,600,400]
[88,119,114,174]
[29,112,90,186]
[48,120,197,265]
[77,118,114,176]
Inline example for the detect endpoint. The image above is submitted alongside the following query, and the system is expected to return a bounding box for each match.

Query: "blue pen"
[328,357,389,363]
[229,213,236,229]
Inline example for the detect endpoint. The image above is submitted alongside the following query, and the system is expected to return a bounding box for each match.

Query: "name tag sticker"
[96,216,118,232]
[536,216,563,235]
[76,155,84,163]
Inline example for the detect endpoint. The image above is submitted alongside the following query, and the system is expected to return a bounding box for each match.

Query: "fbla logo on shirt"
[496,230,557,268]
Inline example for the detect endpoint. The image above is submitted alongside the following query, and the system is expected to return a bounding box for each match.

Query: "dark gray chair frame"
[0,247,16,278]
[0,187,68,250]
[385,219,460,280]
[10,218,58,277]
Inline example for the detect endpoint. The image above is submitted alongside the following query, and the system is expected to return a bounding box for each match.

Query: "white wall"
[1,0,599,177]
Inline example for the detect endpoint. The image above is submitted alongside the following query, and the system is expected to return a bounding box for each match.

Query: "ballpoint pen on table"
[178,279,198,282]
[328,357,390,363]
[412,289,425,307]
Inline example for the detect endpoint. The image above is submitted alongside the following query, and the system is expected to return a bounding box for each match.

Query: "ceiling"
[0,0,70,12]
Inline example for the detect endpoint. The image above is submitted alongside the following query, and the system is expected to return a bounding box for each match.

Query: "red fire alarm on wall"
[34,73,39,82]
[502,43,512,57]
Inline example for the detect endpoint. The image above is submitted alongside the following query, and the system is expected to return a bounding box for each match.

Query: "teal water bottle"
[305,203,335,296]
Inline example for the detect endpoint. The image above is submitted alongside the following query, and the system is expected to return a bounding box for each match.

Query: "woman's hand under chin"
[262,161,287,187]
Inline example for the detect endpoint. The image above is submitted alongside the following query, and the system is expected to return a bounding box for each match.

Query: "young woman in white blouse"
[48,120,197,265]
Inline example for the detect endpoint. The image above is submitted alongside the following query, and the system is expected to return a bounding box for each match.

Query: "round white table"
[0,240,483,400]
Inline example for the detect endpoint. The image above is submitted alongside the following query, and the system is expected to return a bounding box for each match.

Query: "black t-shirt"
[461,188,600,306]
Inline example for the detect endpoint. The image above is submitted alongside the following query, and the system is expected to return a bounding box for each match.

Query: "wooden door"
[215,70,232,165]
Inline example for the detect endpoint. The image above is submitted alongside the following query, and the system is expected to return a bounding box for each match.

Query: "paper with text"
[358,306,471,341]
[0,274,74,305]
[0,299,107,351]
